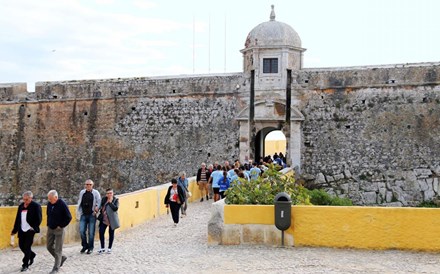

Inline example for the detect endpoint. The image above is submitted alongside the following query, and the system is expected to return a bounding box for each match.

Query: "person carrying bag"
[97,188,120,254]
[164,179,186,226]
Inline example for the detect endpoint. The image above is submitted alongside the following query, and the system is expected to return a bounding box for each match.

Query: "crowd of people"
[164,152,287,225]
[11,152,286,272]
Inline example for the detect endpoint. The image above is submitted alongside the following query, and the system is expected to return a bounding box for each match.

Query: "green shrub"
[307,189,353,206]
[308,189,332,205]
[225,164,311,205]
[416,200,439,208]
[330,196,353,206]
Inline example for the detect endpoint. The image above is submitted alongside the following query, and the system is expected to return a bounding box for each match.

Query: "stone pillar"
[289,122,301,173]
[239,121,250,164]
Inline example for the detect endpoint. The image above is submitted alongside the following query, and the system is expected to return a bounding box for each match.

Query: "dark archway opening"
[254,128,286,163]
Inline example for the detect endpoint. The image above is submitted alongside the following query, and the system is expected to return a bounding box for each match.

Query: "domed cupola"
[244,6,302,50]
[236,6,306,173]
[240,5,306,76]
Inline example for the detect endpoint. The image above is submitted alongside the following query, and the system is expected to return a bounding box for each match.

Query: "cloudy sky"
[1,0,439,91]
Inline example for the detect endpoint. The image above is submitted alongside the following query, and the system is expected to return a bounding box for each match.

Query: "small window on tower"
[263,58,278,73]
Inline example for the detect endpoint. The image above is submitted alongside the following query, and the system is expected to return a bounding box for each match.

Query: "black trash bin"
[274,192,292,246]
[274,192,292,230]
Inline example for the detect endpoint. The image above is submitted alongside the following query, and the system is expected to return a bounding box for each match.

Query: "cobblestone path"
[1,200,439,273]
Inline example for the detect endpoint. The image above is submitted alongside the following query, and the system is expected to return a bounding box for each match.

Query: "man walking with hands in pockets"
[77,179,101,254]
[46,190,72,274]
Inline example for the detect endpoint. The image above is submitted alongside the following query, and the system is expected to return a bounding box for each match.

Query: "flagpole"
[224,13,227,72]
[193,15,195,74]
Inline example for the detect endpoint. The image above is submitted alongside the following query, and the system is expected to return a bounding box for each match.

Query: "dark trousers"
[46,227,65,271]
[99,222,115,249]
[18,230,36,267]
[169,201,181,224]
[181,196,187,214]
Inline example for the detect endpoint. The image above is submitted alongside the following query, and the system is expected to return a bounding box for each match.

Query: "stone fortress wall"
[0,75,245,205]
[297,63,440,206]
[1,62,440,206]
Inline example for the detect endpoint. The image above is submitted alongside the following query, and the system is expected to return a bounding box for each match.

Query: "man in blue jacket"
[46,190,72,274]
[11,191,42,272]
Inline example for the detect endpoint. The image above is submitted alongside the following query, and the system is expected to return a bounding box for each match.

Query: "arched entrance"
[264,130,286,158]
[255,127,276,162]
[255,128,287,162]
[236,100,304,171]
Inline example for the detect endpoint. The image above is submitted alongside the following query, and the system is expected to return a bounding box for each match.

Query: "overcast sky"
[1,0,439,91]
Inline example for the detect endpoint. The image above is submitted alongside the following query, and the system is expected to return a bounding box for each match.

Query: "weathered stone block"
[433,166,440,176]
[343,169,352,179]
[386,202,402,207]
[207,200,225,245]
[423,190,435,201]
[402,179,421,192]
[242,224,265,244]
[414,168,432,178]
[349,182,360,192]
[221,225,241,245]
[378,186,386,198]
[418,180,429,192]
[339,183,349,194]
[333,173,344,181]
[360,181,378,192]
[363,192,377,205]
[433,178,439,194]
[316,173,326,184]
[265,226,294,246]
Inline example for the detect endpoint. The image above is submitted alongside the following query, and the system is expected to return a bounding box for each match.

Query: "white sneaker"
[107,248,112,254]
[98,249,105,254]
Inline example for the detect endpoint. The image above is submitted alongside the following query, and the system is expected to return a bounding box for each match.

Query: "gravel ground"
[1,200,439,274]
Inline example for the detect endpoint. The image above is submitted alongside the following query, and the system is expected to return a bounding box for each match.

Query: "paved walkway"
[1,200,439,274]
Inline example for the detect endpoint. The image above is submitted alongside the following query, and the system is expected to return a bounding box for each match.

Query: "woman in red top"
[164,179,186,226]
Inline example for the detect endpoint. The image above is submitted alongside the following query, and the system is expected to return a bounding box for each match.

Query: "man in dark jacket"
[46,190,72,274]
[11,191,42,272]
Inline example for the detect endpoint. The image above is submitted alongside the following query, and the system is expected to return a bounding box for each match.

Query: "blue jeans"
[79,214,96,250]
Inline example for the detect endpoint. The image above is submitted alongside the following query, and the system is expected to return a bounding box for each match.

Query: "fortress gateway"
[1,7,440,206]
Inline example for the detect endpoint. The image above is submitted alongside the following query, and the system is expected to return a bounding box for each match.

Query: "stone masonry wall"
[2,63,440,207]
[297,63,440,206]
[0,75,244,205]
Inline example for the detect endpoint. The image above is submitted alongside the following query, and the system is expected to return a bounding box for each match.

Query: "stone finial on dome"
[270,5,275,21]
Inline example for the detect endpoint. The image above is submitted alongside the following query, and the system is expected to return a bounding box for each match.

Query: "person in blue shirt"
[249,162,261,181]
[229,169,240,185]
[239,166,250,181]
[208,165,224,202]
[218,171,231,199]
[227,164,236,178]
[273,155,285,168]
